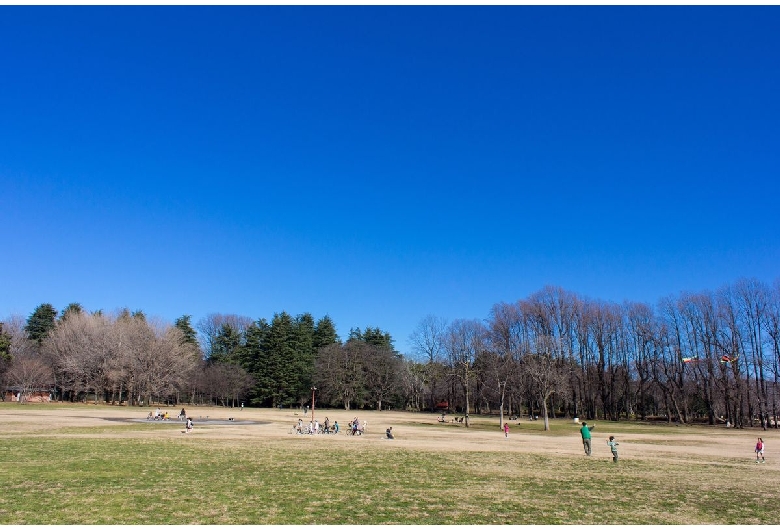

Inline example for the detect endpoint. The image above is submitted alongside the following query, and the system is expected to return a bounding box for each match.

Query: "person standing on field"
[755,437,765,463]
[607,436,619,462]
[503,423,509,438]
[580,422,595,456]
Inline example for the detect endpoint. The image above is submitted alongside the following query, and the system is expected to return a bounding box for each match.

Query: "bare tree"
[197,313,253,359]
[364,345,402,411]
[409,315,448,410]
[6,353,54,403]
[444,319,485,427]
[486,302,524,426]
[314,341,366,410]
[523,335,568,431]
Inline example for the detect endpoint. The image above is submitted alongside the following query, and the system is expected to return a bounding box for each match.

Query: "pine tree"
[240,320,270,405]
[210,323,243,365]
[59,303,84,321]
[174,315,199,347]
[313,315,339,349]
[0,323,12,362]
[25,303,58,345]
[265,312,297,407]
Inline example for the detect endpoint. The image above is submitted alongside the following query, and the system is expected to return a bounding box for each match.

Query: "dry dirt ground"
[1,403,775,467]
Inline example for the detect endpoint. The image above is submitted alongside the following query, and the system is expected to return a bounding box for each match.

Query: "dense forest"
[2,276,779,430]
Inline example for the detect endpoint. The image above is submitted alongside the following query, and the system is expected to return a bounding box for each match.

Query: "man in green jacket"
[580,422,595,456]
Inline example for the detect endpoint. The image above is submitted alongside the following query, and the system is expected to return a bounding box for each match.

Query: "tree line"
[409,278,780,430]
[0,303,405,410]
[2,276,779,430]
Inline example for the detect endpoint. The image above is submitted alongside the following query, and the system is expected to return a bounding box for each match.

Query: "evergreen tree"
[0,323,12,362]
[264,312,297,407]
[209,323,243,365]
[241,319,270,405]
[174,315,199,347]
[59,303,84,321]
[313,315,339,349]
[292,313,316,402]
[347,327,363,342]
[362,327,395,350]
[25,303,58,344]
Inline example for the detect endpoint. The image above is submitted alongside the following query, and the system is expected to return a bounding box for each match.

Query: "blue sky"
[2,6,778,354]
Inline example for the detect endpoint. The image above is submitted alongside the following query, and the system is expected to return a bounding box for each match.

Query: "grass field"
[0,403,776,524]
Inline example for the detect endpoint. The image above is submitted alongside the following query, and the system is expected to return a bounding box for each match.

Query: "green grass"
[0,409,776,524]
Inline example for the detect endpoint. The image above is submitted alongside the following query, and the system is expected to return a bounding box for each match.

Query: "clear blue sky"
[2,6,778,355]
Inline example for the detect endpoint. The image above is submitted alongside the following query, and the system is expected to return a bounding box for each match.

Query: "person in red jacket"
[755,437,765,463]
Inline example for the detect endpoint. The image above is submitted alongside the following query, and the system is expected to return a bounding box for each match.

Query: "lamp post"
[311,386,316,423]
[498,381,506,429]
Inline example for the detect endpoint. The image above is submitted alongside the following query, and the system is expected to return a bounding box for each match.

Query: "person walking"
[503,423,509,438]
[607,435,619,462]
[755,437,765,463]
[580,422,595,456]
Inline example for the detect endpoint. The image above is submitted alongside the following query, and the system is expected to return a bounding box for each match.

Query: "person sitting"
[386,427,394,439]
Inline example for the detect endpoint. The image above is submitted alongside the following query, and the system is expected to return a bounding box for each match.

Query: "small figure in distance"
[504,423,509,438]
[386,427,394,439]
[333,420,340,434]
[179,408,186,421]
[607,435,619,463]
[580,421,595,456]
[184,417,193,434]
[756,437,765,463]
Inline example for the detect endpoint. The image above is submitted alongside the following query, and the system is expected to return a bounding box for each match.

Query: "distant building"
[3,387,53,403]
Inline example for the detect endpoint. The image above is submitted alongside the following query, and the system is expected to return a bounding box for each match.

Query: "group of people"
[294,417,341,435]
[146,408,189,422]
[291,416,396,439]
[147,408,171,421]
[145,407,193,433]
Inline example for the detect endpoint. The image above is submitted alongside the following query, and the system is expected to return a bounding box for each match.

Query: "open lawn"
[0,403,776,524]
